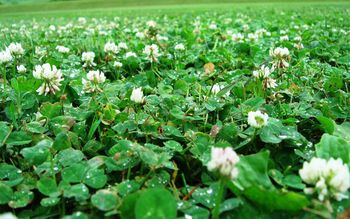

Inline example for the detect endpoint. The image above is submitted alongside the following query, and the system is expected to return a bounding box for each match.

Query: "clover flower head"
[143,44,160,63]
[82,70,106,93]
[174,43,185,51]
[247,110,269,128]
[8,42,24,56]
[130,87,144,103]
[207,147,240,179]
[269,47,290,68]
[0,49,13,64]
[299,157,350,201]
[56,45,70,54]
[17,64,26,73]
[82,51,96,67]
[33,63,63,96]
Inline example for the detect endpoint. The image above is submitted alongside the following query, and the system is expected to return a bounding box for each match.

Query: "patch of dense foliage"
[0,5,350,219]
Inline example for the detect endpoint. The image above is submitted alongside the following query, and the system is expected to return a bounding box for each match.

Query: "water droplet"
[185,214,192,219]
[279,135,287,139]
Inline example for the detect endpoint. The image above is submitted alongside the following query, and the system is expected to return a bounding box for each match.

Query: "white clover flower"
[247,110,269,128]
[125,52,137,59]
[299,157,350,201]
[248,33,258,42]
[300,157,327,185]
[211,84,223,95]
[56,45,70,54]
[130,87,144,103]
[86,70,106,83]
[8,42,24,56]
[293,43,304,50]
[263,78,277,89]
[242,24,250,31]
[104,42,119,54]
[143,44,160,63]
[78,17,87,24]
[174,43,185,51]
[33,63,64,96]
[17,65,26,73]
[209,22,217,30]
[136,32,145,39]
[211,84,229,97]
[0,212,17,219]
[82,51,96,67]
[0,49,13,64]
[255,28,268,36]
[280,35,289,41]
[49,25,56,31]
[252,65,274,78]
[82,70,106,93]
[35,47,47,58]
[118,42,128,50]
[156,35,168,41]
[269,47,290,68]
[146,20,157,28]
[294,36,302,42]
[113,61,123,68]
[207,147,240,180]
[231,33,244,42]
[324,158,350,199]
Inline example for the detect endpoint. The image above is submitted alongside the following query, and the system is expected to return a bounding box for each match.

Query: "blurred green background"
[0,0,348,18]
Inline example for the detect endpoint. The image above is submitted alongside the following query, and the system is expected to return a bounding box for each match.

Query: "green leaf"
[219,198,242,214]
[8,190,34,208]
[87,119,101,140]
[50,116,76,135]
[37,177,59,197]
[316,116,335,134]
[64,183,90,201]
[91,190,119,211]
[120,192,141,219]
[315,134,350,164]
[40,197,60,207]
[0,183,13,204]
[26,122,47,134]
[83,168,107,189]
[334,122,350,142]
[0,164,23,187]
[182,206,210,219]
[235,151,272,189]
[6,131,32,146]
[56,148,85,167]
[62,212,89,219]
[164,140,183,152]
[20,139,52,165]
[62,163,87,183]
[53,132,72,151]
[40,102,62,119]
[117,180,140,198]
[83,140,104,155]
[260,118,305,145]
[0,122,11,147]
[192,184,218,208]
[135,188,177,219]
[243,186,309,211]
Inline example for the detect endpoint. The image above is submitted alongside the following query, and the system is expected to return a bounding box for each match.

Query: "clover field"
[0,1,350,219]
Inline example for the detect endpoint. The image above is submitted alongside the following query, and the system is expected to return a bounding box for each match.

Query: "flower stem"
[213,178,226,219]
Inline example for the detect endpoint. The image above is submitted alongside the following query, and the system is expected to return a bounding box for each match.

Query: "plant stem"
[213,177,226,219]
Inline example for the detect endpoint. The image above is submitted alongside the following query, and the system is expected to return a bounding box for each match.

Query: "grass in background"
[0,0,349,17]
